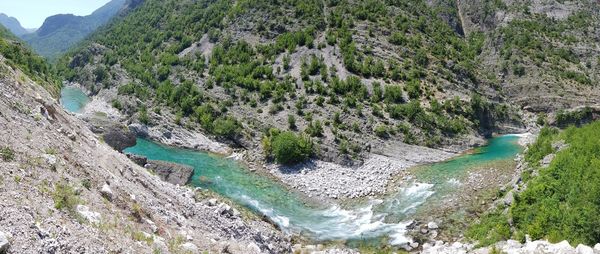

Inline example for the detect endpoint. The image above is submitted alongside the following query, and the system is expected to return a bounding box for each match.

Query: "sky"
[0,0,112,28]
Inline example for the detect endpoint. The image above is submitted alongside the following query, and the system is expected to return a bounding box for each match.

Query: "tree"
[270,132,314,165]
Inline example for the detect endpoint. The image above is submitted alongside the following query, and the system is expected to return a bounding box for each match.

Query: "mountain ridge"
[21,0,129,60]
[0,13,31,36]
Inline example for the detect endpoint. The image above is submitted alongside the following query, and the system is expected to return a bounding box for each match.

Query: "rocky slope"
[0,51,290,253]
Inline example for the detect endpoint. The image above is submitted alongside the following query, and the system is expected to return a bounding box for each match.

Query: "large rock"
[102,126,136,152]
[126,153,148,167]
[145,160,193,186]
[128,123,149,138]
[0,231,8,253]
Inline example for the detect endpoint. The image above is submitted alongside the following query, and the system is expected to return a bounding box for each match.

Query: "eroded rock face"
[145,160,194,186]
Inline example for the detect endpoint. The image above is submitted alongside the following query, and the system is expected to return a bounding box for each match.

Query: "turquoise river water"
[60,87,522,247]
[59,86,90,113]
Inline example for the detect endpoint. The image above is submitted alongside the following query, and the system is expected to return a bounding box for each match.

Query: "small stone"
[180,242,198,253]
[76,205,101,225]
[100,184,113,201]
[594,243,600,251]
[410,242,419,248]
[427,222,439,230]
[152,238,168,253]
[420,228,429,234]
[68,132,77,141]
[0,231,9,253]
[207,198,218,206]
[145,219,158,233]
[42,154,57,166]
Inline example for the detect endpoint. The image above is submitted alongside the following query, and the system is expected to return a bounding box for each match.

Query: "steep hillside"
[0,14,31,36]
[457,0,600,112]
[21,0,128,60]
[61,0,527,165]
[0,29,289,254]
[0,26,59,95]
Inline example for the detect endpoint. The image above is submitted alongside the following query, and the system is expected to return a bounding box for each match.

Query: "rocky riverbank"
[264,147,454,200]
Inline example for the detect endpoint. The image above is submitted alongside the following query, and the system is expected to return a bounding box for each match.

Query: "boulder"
[145,160,193,186]
[100,184,114,201]
[128,123,149,138]
[102,126,136,152]
[0,231,8,253]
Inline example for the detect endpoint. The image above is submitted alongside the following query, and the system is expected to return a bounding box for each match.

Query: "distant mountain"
[0,13,31,36]
[21,0,128,60]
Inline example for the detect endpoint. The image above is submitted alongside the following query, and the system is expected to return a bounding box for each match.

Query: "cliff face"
[0,49,289,253]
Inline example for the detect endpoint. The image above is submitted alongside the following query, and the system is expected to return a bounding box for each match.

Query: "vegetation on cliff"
[468,121,600,246]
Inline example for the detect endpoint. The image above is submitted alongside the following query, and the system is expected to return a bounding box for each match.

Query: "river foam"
[239,182,435,246]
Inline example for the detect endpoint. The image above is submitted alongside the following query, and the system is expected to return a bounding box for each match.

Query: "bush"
[0,146,15,161]
[384,85,404,103]
[52,182,80,214]
[212,117,239,138]
[269,132,314,165]
[374,124,388,138]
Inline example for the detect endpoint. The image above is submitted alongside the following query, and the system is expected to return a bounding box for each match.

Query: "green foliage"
[470,122,600,246]
[512,122,600,245]
[212,117,240,139]
[384,85,404,104]
[52,182,80,214]
[0,27,59,94]
[374,124,388,138]
[266,131,314,165]
[555,107,593,128]
[466,210,511,247]
[0,146,15,161]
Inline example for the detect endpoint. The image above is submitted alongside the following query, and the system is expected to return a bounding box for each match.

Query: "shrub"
[374,124,388,138]
[384,85,404,103]
[288,115,297,130]
[212,117,240,138]
[0,147,15,161]
[269,132,314,165]
[52,182,80,214]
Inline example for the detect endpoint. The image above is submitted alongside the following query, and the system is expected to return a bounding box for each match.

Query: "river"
[60,87,522,249]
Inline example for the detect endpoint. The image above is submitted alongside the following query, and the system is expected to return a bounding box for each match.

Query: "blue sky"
[0,0,112,28]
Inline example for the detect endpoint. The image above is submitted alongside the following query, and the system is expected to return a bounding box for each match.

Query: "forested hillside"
[21,0,128,60]
[57,0,599,166]
[0,26,59,94]
[60,0,530,164]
